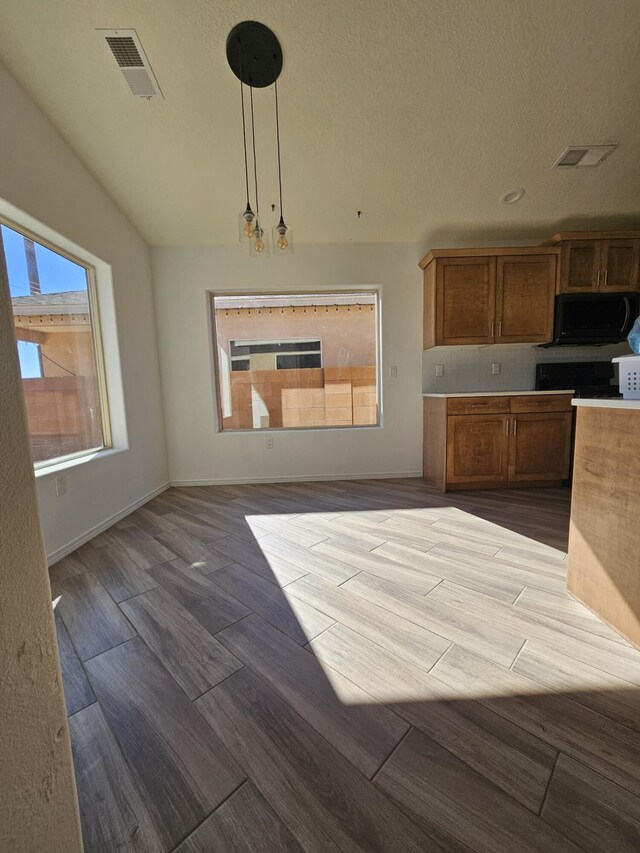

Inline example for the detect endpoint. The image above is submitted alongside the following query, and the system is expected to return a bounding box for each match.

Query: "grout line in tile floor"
[509,639,529,672]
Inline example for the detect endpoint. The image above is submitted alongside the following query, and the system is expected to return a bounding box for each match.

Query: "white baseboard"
[47,481,170,566]
[169,471,423,487]
[46,472,423,563]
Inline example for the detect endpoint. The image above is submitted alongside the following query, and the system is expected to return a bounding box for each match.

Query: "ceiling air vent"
[553,145,616,168]
[98,29,163,100]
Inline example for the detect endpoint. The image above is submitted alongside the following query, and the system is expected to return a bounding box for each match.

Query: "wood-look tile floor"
[50,479,640,852]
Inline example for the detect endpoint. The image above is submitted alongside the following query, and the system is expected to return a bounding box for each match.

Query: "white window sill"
[34,446,125,478]
[216,424,383,435]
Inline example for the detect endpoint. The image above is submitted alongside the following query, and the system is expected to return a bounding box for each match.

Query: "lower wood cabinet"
[508,412,572,483]
[446,415,510,486]
[423,394,573,492]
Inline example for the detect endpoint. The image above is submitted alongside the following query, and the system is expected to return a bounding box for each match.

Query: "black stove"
[535,361,621,399]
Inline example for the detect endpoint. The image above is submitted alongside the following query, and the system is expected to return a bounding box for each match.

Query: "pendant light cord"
[237,42,251,209]
[274,79,284,218]
[240,79,250,207]
[249,84,260,218]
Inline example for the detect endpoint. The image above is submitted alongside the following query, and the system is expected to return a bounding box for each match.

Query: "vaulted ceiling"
[1,0,639,246]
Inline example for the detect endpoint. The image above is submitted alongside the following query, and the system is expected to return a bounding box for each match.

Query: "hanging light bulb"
[239,203,254,241]
[250,219,270,256]
[236,75,255,242]
[271,80,293,255]
[272,214,294,255]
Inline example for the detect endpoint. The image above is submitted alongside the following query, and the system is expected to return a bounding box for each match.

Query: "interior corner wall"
[0,60,168,560]
[0,233,82,851]
[151,243,424,484]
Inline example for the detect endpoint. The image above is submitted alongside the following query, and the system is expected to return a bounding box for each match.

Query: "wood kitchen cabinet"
[421,248,557,348]
[423,393,573,492]
[551,232,640,293]
[446,414,509,485]
[495,255,556,343]
[507,411,572,482]
[420,232,640,350]
[433,257,495,345]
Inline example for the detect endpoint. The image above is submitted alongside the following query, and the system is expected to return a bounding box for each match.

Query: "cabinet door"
[436,257,496,345]
[599,240,640,291]
[495,255,556,343]
[446,415,509,485]
[559,241,600,292]
[508,413,572,482]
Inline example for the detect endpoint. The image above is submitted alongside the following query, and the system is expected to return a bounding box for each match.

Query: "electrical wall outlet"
[492,362,501,375]
[54,474,67,497]
[435,364,444,377]
[390,365,398,378]
[266,437,274,450]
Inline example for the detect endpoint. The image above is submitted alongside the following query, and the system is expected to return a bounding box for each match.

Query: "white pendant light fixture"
[227,21,292,256]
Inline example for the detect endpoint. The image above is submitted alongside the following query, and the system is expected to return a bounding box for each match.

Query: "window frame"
[0,215,113,469]
[209,288,382,434]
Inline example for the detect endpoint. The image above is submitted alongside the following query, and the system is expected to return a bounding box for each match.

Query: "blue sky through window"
[1,224,87,298]
[2,224,87,378]
[17,341,43,378]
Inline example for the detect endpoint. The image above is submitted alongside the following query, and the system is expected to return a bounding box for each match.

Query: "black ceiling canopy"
[226,21,283,89]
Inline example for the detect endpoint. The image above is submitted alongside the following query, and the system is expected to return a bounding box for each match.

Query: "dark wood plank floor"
[51,478,640,852]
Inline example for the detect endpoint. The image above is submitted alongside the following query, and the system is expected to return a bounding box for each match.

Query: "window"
[1,222,110,466]
[17,340,44,378]
[230,339,322,371]
[211,292,379,431]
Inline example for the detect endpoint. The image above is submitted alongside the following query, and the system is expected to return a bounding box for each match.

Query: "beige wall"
[152,243,423,485]
[0,263,82,849]
[0,59,168,562]
[215,303,376,368]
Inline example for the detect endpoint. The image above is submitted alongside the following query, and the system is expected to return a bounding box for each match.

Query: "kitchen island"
[568,398,640,648]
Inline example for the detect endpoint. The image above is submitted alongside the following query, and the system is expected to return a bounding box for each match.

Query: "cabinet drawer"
[447,396,511,415]
[510,395,574,414]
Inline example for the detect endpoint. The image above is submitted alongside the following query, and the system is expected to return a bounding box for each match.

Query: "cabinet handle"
[505,418,509,435]
[498,320,502,337]
[491,320,494,339]
[596,270,601,288]
[513,419,517,436]
[603,268,608,287]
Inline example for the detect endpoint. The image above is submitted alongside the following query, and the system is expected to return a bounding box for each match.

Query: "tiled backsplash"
[422,342,631,393]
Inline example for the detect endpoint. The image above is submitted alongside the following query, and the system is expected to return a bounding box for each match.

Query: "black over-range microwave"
[548,292,640,346]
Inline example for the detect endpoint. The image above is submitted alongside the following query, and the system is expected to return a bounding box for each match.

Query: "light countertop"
[422,390,574,398]
[572,398,640,410]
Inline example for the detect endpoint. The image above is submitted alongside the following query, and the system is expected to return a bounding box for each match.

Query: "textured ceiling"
[0,0,639,247]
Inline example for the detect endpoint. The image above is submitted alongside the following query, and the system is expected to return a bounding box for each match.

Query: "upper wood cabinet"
[495,255,556,343]
[600,240,639,290]
[559,241,600,292]
[422,249,556,348]
[551,233,640,293]
[420,231,640,348]
[434,256,496,346]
